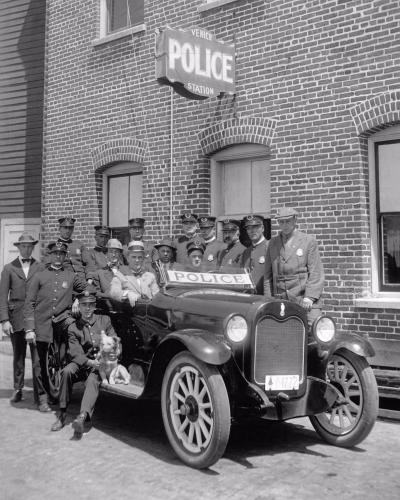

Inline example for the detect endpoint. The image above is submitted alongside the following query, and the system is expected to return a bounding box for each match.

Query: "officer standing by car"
[198,216,226,270]
[50,289,116,434]
[44,217,87,281]
[217,219,246,270]
[24,241,87,411]
[264,207,324,325]
[240,215,269,294]
[174,212,199,264]
[82,225,111,277]
[0,233,43,404]
[125,218,156,268]
[152,238,177,285]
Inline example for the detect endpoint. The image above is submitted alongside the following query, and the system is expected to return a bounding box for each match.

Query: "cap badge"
[247,215,254,221]
[184,213,191,219]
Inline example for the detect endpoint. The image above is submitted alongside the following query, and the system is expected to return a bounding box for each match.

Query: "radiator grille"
[253,316,305,385]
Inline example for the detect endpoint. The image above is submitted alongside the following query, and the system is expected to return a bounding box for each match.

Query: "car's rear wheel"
[310,350,378,447]
[161,352,231,469]
[46,342,61,400]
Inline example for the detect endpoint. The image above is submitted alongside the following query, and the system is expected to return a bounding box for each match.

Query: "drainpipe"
[170,87,174,238]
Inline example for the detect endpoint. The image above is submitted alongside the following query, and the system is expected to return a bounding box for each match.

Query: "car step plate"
[265,375,300,391]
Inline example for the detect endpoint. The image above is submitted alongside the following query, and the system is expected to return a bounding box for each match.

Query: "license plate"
[265,375,300,391]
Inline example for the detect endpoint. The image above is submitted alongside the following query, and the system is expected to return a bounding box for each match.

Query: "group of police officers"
[0,207,324,435]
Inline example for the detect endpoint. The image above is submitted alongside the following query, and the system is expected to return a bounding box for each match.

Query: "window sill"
[92,24,146,47]
[354,296,400,310]
[198,0,240,13]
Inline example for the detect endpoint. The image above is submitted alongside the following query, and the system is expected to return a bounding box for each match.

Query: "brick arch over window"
[350,91,400,136]
[198,117,277,156]
[90,137,148,171]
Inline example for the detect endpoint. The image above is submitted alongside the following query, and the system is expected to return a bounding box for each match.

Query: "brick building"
[42,0,400,371]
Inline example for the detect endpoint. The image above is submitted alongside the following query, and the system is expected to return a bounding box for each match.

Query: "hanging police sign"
[155,27,236,100]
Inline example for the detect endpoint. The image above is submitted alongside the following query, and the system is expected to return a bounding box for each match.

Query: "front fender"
[159,329,232,365]
[328,332,375,359]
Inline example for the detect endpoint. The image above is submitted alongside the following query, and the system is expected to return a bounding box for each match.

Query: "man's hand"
[1,321,13,336]
[87,359,100,369]
[302,297,314,311]
[72,298,79,315]
[25,330,36,345]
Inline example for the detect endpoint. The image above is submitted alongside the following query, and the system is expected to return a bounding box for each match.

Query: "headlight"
[225,315,248,343]
[313,316,336,343]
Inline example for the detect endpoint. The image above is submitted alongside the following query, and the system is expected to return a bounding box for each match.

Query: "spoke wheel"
[161,352,231,469]
[46,342,61,400]
[310,350,378,447]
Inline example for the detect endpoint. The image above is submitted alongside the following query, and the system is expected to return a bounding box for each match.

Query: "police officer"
[240,215,269,294]
[24,241,87,411]
[264,207,324,325]
[152,238,177,285]
[50,289,116,433]
[0,233,43,403]
[44,217,87,281]
[174,212,199,264]
[174,239,207,272]
[82,225,111,277]
[125,218,156,268]
[198,216,226,270]
[217,219,246,270]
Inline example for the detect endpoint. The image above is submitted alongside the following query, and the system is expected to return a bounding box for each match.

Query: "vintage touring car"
[47,269,379,469]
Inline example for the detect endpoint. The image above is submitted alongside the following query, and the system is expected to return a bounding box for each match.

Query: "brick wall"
[43,0,400,339]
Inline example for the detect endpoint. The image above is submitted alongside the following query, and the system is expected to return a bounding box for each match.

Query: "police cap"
[47,241,68,254]
[222,219,240,231]
[180,212,198,224]
[242,214,264,227]
[187,238,206,255]
[58,217,76,227]
[198,216,216,228]
[128,218,145,228]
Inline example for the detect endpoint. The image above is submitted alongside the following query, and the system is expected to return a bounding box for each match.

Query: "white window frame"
[93,0,146,47]
[102,162,143,226]
[355,126,400,309]
[198,0,240,13]
[210,143,270,223]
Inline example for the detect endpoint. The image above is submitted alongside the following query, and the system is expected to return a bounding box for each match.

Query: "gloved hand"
[2,321,13,335]
[25,330,36,345]
[302,297,314,311]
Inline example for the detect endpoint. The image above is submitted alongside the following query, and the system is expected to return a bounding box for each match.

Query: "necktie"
[22,258,31,263]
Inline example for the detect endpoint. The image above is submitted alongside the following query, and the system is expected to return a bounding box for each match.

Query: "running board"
[100,382,144,399]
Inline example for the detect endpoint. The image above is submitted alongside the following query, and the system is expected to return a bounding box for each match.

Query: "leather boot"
[51,412,66,431]
[38,402,52,412]
[72,412,87,434]
[10,390,23,403]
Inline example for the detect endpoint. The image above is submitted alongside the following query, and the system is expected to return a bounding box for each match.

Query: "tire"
[161,352,231,469]
[310,350,378,447]
[46,342,61,400]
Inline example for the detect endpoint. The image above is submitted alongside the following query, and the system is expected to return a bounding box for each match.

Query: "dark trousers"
[59,362,101,418]
[31,341,50,404]
[10,330,38,400]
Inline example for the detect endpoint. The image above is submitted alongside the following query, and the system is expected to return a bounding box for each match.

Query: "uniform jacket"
[82,246,108,276]
[44,238,87,281]
[203,238,226,271]
[240,238,269,294]
[263,230,324,306]
[24,266,87,342]
[217,241,246,270]
[109,266,159,305]
[67,314,115,367]
[174,235,195,265]
[0,258,43,331]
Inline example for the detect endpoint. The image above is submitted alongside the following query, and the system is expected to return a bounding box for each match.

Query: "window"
[198,0,240,13]
[106,0,143,33]
[96,0,145,44]
[103,163,142,245]
[375,140,400,290]
[211,144,270,242]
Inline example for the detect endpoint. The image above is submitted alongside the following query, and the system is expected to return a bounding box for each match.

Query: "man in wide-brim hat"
[152,238,177,285]
[263,207,324,326]
[0,232,43,405]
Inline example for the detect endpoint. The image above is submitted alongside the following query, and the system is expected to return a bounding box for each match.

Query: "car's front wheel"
[161,352,231,469]
[310,350,378,447]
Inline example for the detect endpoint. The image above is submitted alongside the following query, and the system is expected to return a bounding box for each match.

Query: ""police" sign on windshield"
[166,270,253,287]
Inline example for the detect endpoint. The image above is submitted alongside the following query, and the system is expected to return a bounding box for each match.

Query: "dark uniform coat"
[0,258,43,331]
[217,241,246,270]
[67,314,115,367]
[240,238,269,294]
[82,246,108,277]
[203,238,226,271]
[44,238,87,281]
[263,230,324,306]
[24,267,86,342]
[174,235,196,265]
